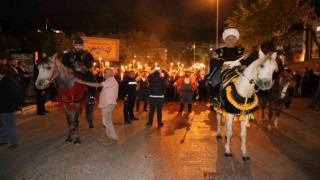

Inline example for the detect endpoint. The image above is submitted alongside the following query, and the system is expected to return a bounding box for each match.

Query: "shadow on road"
[263,129,320,178]
[163,113,192,136]
[210,140,253,179]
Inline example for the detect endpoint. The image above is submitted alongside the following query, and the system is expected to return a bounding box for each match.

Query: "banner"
[81,36,119,61]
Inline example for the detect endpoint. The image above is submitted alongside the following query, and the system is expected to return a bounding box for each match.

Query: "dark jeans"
[85,104,94,125]
[35,90,46,113]
[136,92,148,110]
[148,97,164,125]
[123,95,136,121]
[0,112,19,144]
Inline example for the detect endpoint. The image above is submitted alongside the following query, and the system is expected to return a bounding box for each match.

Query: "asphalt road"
[0,98,319,179]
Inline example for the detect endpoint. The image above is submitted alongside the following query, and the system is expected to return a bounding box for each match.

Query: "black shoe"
[131,117,139,120]
[8,144,19,150]
[89,124,94,129]
[44,110,50,113]
[37,112,45,115]
[124,120,132,124]
[0,142,8,146]
[144,109,148,112]
[158,123,164,128]
[145,122,152,126]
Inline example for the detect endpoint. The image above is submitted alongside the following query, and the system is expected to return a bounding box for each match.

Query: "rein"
[42,59,58,87]
[229,45,259,68]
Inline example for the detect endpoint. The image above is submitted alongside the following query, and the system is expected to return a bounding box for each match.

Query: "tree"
[226,0,316,50]
[0,35,20,56]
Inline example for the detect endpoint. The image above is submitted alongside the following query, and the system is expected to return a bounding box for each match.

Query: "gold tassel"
[246,122,251,127]
[239,113,246,121]
[234,116,239,122]
[250,113,255,120]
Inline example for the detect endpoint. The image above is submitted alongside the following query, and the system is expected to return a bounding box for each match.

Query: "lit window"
[317,26,320,32]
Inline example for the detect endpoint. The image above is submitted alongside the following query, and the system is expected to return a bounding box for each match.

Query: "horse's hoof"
[65,138,73,142]
[74,139,81,145]
[242,156,250,161]
[225,153,233,158]
[216,135,222,141]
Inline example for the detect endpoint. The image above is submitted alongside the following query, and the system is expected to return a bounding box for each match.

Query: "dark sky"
[0,0,238,41]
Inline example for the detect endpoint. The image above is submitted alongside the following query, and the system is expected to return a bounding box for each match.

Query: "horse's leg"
[273,102,283,129]
[240,115,250,161]
[251,109,257,124]
[63,105,73,142]
[267,100,274,130]
[224,114,234,158]
[73,106,82,144]
[260,98,266,120]
[216,112,222,140]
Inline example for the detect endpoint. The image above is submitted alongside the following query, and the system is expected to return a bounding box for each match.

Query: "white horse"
[35,54,88,144]
[215,50,278,161]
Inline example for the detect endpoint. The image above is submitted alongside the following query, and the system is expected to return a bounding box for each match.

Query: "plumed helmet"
[222,27,240,41]
[73,37,84,45]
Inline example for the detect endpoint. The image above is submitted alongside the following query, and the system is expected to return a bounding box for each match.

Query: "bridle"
[39,57,58,87]
[239,55,276,92]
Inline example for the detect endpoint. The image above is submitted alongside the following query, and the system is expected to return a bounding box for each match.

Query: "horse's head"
[35,53,58,89]
[255,49,278,90]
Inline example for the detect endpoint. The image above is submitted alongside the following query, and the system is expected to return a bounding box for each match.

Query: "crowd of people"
[1,27,320,149]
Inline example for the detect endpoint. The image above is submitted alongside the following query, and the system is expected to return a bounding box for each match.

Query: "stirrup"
[209,97,220,108]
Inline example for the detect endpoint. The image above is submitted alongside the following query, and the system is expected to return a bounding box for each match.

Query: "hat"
[260,40,277,53]
[222,27,240,41]
[73,37,84,45]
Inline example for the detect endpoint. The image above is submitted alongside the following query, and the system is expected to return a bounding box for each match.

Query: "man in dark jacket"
[121,70,139,123]
[0,65,22,149]
[17,60,31,105]
[62,37,96,129]
[145,68,168,127]
[136,70,149,112]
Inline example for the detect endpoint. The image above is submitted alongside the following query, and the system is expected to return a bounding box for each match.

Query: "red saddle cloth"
[56,82,87,110]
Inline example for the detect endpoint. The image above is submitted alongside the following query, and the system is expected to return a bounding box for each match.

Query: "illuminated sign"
[81,36,120,61]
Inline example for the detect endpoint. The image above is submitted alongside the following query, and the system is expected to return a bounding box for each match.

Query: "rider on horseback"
[205,27,254,105]
[62,37,97,128]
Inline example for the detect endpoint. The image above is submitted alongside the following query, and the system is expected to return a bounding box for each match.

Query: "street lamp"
[216,0,219,49]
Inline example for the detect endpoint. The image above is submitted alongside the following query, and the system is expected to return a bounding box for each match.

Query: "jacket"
[0,75,23,113]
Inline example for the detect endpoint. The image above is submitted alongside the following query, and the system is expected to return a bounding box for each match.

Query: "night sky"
[0,0,238,41]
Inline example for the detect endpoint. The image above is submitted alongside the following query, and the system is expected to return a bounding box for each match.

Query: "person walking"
[75,68,119,140]
[136,70,149,112]
[145,67,168,127]
[0,65,23,149]
[62,37,96,129]
[175,70,196,113]
[121,70,139,123]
